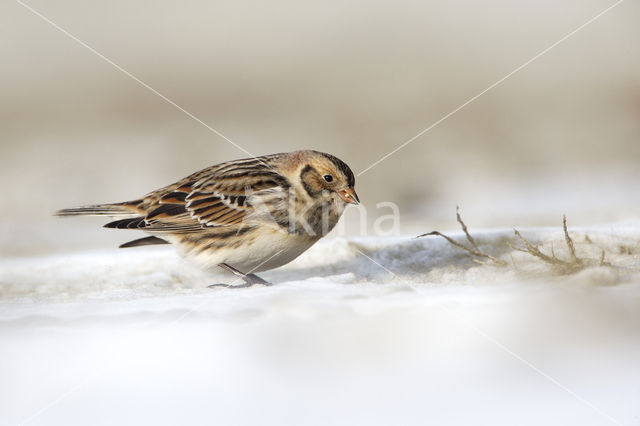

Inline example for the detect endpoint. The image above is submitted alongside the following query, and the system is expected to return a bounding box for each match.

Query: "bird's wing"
[105,161,290,233]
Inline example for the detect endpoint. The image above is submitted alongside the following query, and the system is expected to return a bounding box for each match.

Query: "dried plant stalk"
[417,207,507,266]
[563,215,579,263]
[420,210,613,273]
[509,215,613,273]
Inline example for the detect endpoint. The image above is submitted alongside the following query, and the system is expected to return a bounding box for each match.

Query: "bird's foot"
[208,263,272,289]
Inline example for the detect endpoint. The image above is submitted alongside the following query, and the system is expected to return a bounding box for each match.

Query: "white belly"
[181,228,319,273]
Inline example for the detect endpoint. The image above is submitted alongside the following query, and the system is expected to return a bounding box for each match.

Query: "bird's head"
[297,151,359,205]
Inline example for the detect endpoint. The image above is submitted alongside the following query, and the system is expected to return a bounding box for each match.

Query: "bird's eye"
[323,174,333,183]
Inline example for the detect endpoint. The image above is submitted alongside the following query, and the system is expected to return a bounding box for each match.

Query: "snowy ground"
[1,224,640,425]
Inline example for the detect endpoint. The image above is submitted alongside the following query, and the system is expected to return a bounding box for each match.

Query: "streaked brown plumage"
[57,150,359,285]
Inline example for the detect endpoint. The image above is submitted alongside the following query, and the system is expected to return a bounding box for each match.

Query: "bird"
[56,150,359,287]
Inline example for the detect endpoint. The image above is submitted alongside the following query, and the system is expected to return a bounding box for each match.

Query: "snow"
[1,226,640,425]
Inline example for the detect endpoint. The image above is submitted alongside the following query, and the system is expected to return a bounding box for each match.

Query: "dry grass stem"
[456,206,479,250]
[417,208,507,266]
[511,214,611,273]
[563,215,579,263]
[420,210,614,274]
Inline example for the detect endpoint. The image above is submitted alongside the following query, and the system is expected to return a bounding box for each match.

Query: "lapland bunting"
[56,150,359,286]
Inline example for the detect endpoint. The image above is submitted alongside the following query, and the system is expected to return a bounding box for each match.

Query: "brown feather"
[119,236,169,248]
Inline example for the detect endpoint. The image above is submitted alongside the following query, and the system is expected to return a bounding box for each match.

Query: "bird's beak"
[337,187,360,204]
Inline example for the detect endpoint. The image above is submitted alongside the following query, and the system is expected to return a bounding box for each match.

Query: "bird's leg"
[208,263,272,288]
[218,263,270,284]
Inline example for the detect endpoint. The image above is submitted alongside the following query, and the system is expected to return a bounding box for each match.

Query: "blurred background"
[2,3,640,424]
[2,0,639,255]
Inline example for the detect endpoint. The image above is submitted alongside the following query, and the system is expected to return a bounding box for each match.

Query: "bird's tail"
[55,200,143,217]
